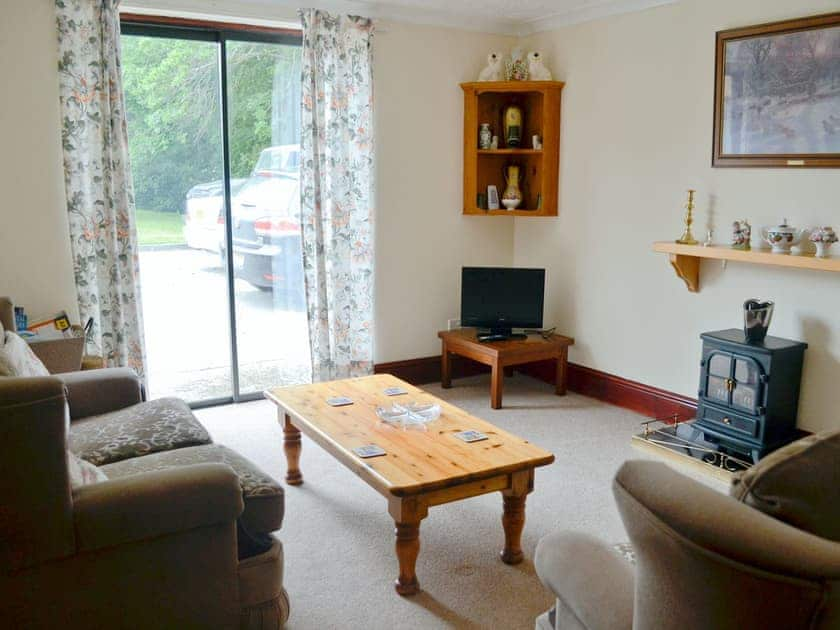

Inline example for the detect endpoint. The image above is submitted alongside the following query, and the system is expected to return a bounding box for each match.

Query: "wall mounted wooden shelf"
[653,241,840,292]
[462,81,563,217]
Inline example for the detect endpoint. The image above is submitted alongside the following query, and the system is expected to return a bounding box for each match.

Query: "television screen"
[461,267,545,330]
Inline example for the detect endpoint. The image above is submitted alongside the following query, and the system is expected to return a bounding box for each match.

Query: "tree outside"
[121,35,301,244]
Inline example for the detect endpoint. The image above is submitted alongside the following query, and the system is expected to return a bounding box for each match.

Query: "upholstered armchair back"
[614,461,840,630]
[0,377,75,572]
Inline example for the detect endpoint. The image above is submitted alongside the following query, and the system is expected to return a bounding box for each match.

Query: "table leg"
[490,361,503,409]
[389,497,428,596]
[556,346,569,396]
[283,413,303,486]
[500,470,532,564]
[441,343,452,389]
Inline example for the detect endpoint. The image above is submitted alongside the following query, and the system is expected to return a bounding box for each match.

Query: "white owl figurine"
[527,51,552,80]
[478,52,504,82]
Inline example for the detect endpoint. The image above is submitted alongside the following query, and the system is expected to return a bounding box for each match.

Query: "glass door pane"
[122,33,233,402]
[225,40,310,395]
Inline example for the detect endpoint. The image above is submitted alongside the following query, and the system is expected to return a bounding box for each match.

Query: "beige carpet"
[196,374,720,630]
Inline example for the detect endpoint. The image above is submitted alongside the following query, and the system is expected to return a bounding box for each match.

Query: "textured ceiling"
[342,0,679,33]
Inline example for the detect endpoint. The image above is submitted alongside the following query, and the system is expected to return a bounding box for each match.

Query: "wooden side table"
[438,328,574,409]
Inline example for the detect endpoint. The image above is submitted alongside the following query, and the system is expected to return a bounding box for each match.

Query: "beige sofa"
[534,432,840,630]
[1,370,289,626]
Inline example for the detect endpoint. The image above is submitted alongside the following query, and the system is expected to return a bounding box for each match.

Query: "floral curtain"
[299,10,375,382]
[55,0,146,375]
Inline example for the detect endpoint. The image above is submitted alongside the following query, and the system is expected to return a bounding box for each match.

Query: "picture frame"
[712,12,840,168]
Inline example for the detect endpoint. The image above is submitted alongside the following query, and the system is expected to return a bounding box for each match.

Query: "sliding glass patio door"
[121,20,308,405]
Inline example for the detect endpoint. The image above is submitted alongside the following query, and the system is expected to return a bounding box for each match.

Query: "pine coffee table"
[264,374,554,596]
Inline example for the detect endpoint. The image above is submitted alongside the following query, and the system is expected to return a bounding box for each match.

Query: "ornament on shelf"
[503,104,523,147]
[479,123,492,149]
[501,164,523,210]
[505,48,529,81]
[478,52,504,81]
[809,226,837,258]
[527,52,552,80]
[704,229,713,247]
[731,219,751,250]
[490,135,499,150]
[675,189,699,245]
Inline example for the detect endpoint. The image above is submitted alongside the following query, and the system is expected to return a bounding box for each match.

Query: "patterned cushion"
[69,397,211,465]
[101,444,284,534]
[0,332,50,377]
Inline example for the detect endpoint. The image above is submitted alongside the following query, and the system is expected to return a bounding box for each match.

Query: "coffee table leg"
[556,346,568,396]
[500,470,532,564]
[394,521,421,595]
[283,413,303,486]
[441,342,452,389]
[490,361,503,409]
[389,497,428,596]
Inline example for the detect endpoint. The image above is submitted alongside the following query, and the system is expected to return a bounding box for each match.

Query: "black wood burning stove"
[696,329,807,463]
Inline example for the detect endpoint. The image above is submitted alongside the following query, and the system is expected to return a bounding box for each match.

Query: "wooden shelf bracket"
[668,253,700,292]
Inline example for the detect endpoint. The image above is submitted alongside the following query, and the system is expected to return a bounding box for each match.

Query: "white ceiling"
[158,0,681,35]
[344,0,678,34]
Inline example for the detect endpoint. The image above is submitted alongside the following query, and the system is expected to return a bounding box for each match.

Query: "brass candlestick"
[676,189,699,245]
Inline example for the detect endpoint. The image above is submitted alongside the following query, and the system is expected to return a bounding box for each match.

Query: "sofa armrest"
[73,463,243,553]
[57,367,145,419]
[535,531,633,630]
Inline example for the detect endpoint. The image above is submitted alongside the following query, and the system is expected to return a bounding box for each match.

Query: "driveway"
[139,246,310,402]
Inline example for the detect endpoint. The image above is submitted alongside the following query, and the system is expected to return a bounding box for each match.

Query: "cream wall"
[515,0,840,432]
[0,0,513,361]
[374,22,515,362]
[0,1,78,321]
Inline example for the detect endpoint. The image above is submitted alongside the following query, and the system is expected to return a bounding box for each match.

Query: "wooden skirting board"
[374,355,697,421]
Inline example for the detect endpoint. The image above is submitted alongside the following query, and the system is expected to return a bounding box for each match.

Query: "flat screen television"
[461,267,545,341]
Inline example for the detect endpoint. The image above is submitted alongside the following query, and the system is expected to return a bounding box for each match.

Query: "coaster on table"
[383,386,408,396]
[454,430,488,443]
[327,396,354,407]
[353,444,387,458]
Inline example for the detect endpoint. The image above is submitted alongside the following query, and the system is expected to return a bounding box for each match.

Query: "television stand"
[476,328,527,343]
[438,328,575,409]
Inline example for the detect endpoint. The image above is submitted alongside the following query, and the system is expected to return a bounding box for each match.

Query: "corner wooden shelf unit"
[461,81,564,217]
[653,241,840,292]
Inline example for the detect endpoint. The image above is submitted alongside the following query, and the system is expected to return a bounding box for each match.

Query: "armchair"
[0,376,289,628]
[535,460,840,630]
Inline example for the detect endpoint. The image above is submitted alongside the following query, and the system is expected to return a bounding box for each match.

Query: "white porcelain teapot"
[761,219,808,254]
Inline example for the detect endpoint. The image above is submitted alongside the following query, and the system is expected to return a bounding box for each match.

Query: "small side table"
[438,328,575,409]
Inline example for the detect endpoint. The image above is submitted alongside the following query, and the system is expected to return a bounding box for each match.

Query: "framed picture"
[713,12,840,167]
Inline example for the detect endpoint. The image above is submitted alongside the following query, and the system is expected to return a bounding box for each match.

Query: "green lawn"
[135,209,185,246]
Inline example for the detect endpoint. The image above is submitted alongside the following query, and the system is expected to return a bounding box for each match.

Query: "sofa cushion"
[0,332,50,377]
[69,397,212,465]
[101,444,284,534]
[67,452,108,488]
[731,430,840,542]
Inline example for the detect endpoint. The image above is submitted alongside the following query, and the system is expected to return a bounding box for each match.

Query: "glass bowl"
[375,402,441,430]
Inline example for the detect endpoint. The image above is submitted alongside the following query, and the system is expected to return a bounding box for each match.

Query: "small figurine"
[478,52,504,81]
[704,229,713,247]
[809,226,837,258]
[505,48,529,81]
[731,219,751,250]
[527,51,552,80]
[490,135,499,150]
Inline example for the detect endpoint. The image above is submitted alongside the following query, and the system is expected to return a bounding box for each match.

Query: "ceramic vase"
[815,241,833,258]
[501,164,523,210]
[479,123,492,149]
